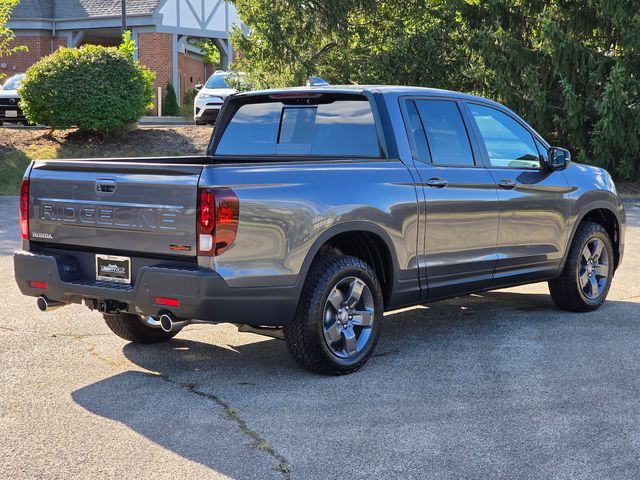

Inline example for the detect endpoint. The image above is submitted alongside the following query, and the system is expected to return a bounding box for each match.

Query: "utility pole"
[121,0,127,34]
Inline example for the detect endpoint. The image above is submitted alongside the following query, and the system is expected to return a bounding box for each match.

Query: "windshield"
[205,74,245,90]
[2,74,25,91]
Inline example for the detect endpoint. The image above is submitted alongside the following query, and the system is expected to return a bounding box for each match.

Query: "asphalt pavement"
[1,197,639,479]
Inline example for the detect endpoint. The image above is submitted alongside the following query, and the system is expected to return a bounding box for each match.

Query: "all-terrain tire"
[284,254,383,375]
[549,222,614,312]
[103,313,179,343]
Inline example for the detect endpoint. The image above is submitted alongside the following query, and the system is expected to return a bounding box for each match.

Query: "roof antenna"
[307,76,329,87]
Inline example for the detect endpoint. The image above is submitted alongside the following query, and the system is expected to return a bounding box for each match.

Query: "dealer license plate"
[96,255,131,284]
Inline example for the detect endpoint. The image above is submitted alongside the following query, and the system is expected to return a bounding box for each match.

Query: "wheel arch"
[296,222,400,307]
[561,203,622,272]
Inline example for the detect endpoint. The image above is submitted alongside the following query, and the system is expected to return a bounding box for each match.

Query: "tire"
[549,222,614,312]
[284,254,383,375]
[103,313,179,343]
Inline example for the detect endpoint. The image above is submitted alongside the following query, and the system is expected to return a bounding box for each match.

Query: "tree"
[201,40,221,69]
[231,0,640,179]
[162,82,180,116]
[0,0,26,81]
[459,0,640,179]
[231,1,471,89]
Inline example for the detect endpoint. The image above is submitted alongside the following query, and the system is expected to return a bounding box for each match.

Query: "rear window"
[215,97,381,157]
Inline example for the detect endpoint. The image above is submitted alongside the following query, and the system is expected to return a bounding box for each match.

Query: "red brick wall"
[178,52,207,103]
[54,36,68,50]
[138,33,173,115]
[1,34,66,76]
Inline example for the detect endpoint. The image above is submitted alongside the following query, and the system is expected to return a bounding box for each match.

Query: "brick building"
[5,0,241,113]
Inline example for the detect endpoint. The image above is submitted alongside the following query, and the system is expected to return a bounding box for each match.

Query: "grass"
[0,151,31,196]
[0,146,186,195]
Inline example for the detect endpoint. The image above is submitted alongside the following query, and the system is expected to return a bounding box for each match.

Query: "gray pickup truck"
[14,86,626,374]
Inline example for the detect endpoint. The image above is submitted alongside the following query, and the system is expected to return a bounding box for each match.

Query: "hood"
[570,161,607,176]
[199,88,237,98]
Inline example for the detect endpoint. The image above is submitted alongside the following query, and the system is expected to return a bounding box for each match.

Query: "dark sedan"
[0,74,27,124]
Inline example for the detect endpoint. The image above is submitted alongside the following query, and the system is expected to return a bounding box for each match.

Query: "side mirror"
[546,147,571,171]
[195,84,203,91]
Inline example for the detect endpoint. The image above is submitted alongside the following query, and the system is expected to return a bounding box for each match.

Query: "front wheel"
[284,254,383,375]
[549,222,614,312]
[104,313,179,343]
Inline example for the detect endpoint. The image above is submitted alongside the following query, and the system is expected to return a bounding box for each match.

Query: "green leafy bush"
[162,82,180,116]
[19,40,155,132]
[180,88,198,119]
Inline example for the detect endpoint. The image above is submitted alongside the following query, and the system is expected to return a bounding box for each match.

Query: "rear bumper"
[13,251,299,326]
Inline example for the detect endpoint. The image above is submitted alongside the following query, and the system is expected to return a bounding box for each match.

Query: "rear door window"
[413,100,475,166]
[404,100,431,163]
[216,97,381,158]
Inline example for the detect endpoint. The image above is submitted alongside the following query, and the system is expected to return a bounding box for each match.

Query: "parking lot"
[1,197,639,480]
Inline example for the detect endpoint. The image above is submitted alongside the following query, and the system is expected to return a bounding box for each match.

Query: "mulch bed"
[0,126,212,157]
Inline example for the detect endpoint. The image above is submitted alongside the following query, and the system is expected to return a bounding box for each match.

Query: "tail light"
[19,179,29,240]
[269,93,323,100]
[197,187,239,256]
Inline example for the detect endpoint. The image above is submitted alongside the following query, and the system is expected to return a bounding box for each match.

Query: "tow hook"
[95,300,127,314]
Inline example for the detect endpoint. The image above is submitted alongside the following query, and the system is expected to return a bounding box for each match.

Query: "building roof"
[11,0,53,19]
[12,0,163,20]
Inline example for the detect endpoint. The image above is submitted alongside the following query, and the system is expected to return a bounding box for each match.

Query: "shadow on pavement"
[71,369,281,480]
[72,290,640,479]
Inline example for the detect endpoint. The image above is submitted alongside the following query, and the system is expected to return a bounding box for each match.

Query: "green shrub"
[180,88,198,119]
[162,82,180,116]
[19,42,155,132]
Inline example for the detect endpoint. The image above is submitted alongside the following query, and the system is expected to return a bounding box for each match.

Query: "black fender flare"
[558,201,623,274]
[294,221,401,293]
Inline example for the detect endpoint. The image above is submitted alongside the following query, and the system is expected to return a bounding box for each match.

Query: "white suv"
[194,71,247,125]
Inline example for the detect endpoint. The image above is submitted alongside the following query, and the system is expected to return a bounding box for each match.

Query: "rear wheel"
[103,313,179,343]
[284,254,383,375]
[549,222,614,312]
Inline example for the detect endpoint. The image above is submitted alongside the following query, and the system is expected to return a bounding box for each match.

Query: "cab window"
[468,103,541,169]
[413,99,475,166]
[216,97,381,158]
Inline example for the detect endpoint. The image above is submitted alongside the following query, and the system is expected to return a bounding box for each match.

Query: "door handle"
[498,179,517,190]
[426,178,448,188]
[95,178,117,194]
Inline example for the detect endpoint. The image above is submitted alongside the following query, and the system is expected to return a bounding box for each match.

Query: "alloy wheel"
[322,276,375,359]
[578,238,609,300]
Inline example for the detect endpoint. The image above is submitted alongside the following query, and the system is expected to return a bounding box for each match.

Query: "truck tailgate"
[28,160,203,257]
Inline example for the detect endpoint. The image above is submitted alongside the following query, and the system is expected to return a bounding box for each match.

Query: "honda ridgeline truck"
[14,86,626,375]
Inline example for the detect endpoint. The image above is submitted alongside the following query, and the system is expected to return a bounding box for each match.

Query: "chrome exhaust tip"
[159,312,189,333]
[37,295,66,312]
